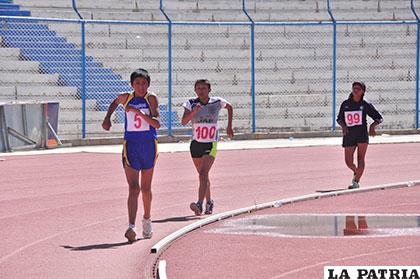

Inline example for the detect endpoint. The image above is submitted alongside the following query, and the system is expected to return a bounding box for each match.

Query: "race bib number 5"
[344,110,363,127]
[193,123,217,142]
[126,110,150,132]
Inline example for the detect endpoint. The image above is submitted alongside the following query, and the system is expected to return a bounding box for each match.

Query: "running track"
[0,142,419,278]
[162,186,420,278]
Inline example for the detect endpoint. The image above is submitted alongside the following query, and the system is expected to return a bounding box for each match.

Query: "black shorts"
[342,129,369,147]
[190,140,218,158]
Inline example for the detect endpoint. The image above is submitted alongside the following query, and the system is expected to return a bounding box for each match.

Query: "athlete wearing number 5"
[182,79,234,216]
[102,68,160,242]
[337,82,383,189]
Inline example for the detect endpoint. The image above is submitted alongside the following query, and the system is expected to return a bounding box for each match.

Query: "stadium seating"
[0,0,417,138]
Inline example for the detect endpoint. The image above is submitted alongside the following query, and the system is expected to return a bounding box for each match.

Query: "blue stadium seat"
[0,10,30,16]
[5,35,67,43]
[0,4,20,10]
[1,0,178,129]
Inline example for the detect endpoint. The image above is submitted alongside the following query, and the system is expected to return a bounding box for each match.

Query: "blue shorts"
[122,139,158,170]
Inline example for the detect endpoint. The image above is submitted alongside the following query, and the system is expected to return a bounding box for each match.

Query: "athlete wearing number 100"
[337,82,383,190]
[182,79,234,216]
[102,68,160,242]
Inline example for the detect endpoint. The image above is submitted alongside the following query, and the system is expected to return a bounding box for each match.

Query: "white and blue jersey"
[123,92,157,142]
[122,92,158,170]
[183,96,228,143]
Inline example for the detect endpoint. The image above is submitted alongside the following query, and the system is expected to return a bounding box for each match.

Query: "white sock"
[129,224,136,229]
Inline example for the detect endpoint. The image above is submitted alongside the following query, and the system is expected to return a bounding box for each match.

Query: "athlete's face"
[195,83,210,101]
[132,76,149,96]
[352,85,364,102]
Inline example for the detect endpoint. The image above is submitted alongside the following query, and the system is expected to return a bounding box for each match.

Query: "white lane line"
[158,260,168,279]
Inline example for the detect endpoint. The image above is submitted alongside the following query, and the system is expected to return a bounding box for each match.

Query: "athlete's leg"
[358,216,368,230]
[192,158,211,202]
[195,155,215,202]
[140,167,154,220]
[124,165,140,226]
[205,182,211,201]
[344,146,357,174]
[354,143,368,182]
[344,216,357,236]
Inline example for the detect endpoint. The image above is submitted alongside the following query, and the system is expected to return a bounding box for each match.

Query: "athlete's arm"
[102,93,129,131]
[366,102,383,124]
[126,94,161,129]
[369,122,379,136]
[181,103,201,125]
[366,102,383,137]
[225,103,234,139]
[336,102,348,135]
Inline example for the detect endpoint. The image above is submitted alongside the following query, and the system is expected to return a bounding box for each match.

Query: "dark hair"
[130,68,150,85]
[349,81,366,100]
[352,81,366,92]
[194,79,211,91]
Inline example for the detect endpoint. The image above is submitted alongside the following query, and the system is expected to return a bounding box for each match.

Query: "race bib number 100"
[193,123,217,142]
[344,110,363,127]
[126,110,150,132]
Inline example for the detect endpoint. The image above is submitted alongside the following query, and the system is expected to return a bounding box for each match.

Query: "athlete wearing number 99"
[102,68,160,242]
[182,79,234,216]
[337,82,383,189]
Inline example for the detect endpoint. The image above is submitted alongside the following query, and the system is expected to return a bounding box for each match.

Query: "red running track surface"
[161,187,420,279]
[0,143,419,278]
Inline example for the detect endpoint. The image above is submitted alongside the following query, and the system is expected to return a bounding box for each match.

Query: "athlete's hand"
[102,117,111,131]
[369,124,376,137]
[126,106,147,118]
[192,103,202,114]
[125,106,138,114]
[341,126,349,136]
[227,126,234,139]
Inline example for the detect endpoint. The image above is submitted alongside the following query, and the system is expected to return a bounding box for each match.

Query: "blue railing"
[411,0,420,129]
[242,0,256,133]
[159,0,173,136]
[327,0,337,131]
[0,0,419,138]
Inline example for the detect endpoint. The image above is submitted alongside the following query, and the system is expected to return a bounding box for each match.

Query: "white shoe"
[348,180,360,189]
[142,218,153,239]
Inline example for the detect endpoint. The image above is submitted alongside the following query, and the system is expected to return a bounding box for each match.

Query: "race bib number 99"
[344,111,363,127]
[193,123,217,142]
[126,110,150,132]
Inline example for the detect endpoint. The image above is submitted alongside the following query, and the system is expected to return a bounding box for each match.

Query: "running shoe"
[142,218,153,239]
[348,180,360,189]
[205,200,214,215]
[124,227,137,243]
[190,202,203,216]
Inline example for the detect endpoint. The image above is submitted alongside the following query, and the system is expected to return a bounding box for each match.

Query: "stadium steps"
[0,1,179,131]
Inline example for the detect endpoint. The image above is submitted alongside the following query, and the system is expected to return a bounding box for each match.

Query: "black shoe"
[205,200,214,215]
